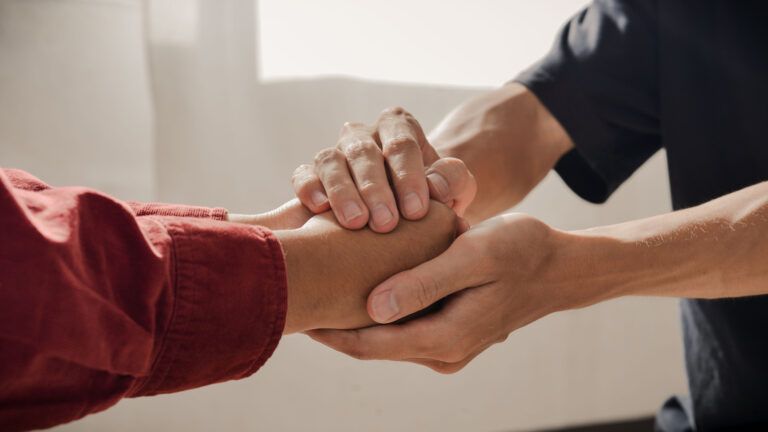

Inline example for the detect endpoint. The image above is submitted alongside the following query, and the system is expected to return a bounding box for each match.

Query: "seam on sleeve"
[129,222,181,396]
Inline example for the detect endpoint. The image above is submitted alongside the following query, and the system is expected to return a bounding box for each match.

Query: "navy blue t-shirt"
[516,1,768,430]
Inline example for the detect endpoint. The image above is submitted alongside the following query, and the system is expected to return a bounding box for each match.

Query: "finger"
[308,299,486,364]
[377,107,429,220]
[253,198,315,230]
[337,123,399,233]
[367,237,489,323]
[408,114,441,166]
[404,349,482,375]
[291,164,330,213]
[306,314,446,361]
[425,157,477,217]
[313,148,369,229]
[404,318,511,373]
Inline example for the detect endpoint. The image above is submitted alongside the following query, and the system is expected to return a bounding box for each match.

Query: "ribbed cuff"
[129,202,228,221]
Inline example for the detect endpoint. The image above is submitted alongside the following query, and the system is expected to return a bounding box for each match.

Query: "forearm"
[430,83,573,223]
[557,182,768,308]
[275,201,457,334]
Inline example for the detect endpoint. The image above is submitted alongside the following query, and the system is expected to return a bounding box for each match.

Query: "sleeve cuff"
[514,70,619,204]
[512,0,662,204]
[129,202,228,221]
[131,217,286,396]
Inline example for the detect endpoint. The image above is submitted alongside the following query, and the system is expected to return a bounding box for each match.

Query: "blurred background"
[0,0,687,430]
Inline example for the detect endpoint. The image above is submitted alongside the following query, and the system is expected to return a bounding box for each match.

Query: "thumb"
[367,237,481,323]
[425,158,477,217]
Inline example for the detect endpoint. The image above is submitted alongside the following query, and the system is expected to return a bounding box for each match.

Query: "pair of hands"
[280,107,574,373]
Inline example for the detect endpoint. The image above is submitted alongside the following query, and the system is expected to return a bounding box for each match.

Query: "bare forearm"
[430,83,573,223]
[276,201,457,334]
[559,182,768,307]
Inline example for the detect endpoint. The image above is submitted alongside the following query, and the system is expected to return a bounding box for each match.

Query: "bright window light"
[258,0,587,87]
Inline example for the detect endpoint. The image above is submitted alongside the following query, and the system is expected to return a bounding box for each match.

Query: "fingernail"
[311,190,327,207]
[371,290,399,322]
[403,192,423,216]
[371,203,394,227]
[427,172,450,200]
[342,201,363,222]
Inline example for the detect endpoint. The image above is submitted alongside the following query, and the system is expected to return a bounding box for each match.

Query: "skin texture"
[294,82,768,374]
[273,200,458,334]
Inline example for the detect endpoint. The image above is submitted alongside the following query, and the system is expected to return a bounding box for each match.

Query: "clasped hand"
[286,107,591,373]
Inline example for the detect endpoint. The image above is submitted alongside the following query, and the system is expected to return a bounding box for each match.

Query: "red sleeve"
[3,168,229,220]
[0,168,287,431]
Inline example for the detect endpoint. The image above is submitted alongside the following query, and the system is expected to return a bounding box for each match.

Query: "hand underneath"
[306,213,606,373]
[292,107,477,232]
[275,200,460,334]
[228,199,314,230]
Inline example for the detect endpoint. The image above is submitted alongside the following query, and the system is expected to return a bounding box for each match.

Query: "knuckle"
[291,175,315,191]
[383,136,419,158]
[381,105,408,117]
[314,148,344,166]
[431,157,470,184]
[357,181,387,199]
[346,347,372,361]
[439,157,469,175]
[438,347,466,364]
[291,167,318,192]
[324,183,352,198]
[290,168,312,187]
[292,163,312,177]
[343,333,374,360]
[340,121,366,134]
[390,169,422,186]
[433,362,463,375]
[411,273,440,310]
[343,140,381,160]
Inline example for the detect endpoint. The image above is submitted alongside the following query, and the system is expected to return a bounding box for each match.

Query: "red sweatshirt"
[0,168,287,431]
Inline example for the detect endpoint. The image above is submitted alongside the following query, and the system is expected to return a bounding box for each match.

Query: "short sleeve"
[515,0,661,203]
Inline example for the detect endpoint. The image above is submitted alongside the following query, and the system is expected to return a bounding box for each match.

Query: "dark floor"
[533,417,655,432]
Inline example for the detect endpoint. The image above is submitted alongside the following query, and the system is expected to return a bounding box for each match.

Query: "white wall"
[0,1,687,431]
[0,0,155,200]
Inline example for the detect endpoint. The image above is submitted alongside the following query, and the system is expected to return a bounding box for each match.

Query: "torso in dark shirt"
[517,1,768,430]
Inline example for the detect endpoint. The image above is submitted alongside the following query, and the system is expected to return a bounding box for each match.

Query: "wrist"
[545,228,634,312]
[273,227,323,334]
[556,216,695,307]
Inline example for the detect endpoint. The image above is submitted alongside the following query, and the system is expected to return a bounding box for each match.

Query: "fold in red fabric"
[0,168,287,431]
